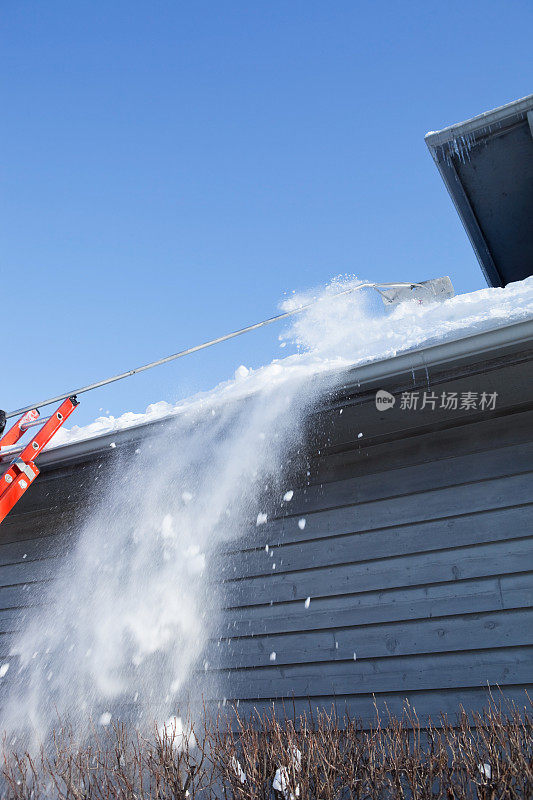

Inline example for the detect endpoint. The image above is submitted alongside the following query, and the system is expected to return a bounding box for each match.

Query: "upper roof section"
[425,95,533,288]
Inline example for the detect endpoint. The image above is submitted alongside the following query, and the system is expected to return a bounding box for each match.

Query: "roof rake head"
[376,276,455,306]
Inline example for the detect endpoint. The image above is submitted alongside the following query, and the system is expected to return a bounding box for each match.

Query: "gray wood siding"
[212,362,533,723]
[0,339,532,726]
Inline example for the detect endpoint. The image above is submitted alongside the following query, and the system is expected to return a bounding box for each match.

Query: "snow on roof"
[41,276,532,453]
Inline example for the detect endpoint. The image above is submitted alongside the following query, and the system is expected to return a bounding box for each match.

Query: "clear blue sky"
[2,1,532,427]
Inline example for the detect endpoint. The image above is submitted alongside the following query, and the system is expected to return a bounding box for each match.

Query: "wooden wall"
[1,338,532,726]
[214,344,533,724]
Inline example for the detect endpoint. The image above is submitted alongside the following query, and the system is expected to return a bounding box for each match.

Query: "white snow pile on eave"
[51,276,533,449]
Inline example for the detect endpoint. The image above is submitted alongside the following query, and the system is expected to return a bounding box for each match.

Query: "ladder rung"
[1,416,54,459]
[20,416,52,431]
[0,445,23,460]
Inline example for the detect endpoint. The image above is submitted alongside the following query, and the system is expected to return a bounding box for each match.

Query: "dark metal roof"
[425,95,533,288]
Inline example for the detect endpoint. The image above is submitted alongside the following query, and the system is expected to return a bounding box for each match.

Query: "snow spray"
[1,374,333,744]
[2,275,531,744]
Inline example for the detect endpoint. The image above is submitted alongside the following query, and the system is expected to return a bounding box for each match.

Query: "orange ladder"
[0,396,79,524]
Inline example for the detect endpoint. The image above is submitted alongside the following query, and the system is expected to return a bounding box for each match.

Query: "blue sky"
[2,1,532,427]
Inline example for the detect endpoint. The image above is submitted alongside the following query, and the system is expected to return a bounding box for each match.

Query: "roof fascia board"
[425,95,533,288]
[428,154,501,287]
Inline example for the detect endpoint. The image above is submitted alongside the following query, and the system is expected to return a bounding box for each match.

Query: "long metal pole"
[6,282,419,419]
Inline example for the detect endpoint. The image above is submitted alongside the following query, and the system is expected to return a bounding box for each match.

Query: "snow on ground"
[51,276,533,449]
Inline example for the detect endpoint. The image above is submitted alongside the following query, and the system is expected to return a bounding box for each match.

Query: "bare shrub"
[2,695,531,799]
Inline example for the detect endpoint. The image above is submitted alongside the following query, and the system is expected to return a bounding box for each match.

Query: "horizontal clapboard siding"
[0,342,532,726]
[238,471,532,553]
[274,440,533,518]
[221,504,531,579]
[231,686,533,728]
[214,379,533,720]
[223,538,532,607]
[213,608,533,669]
[219,646,533,698]
[221,572,532,635]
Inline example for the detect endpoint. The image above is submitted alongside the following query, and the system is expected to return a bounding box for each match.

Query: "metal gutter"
[7,316,530,472]
[341,317,532,386]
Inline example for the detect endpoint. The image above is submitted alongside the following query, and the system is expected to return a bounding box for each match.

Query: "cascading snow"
[2,275,532,745]
[2,367,328,745]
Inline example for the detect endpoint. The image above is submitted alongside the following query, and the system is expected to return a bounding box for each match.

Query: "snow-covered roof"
[11,277,532,472]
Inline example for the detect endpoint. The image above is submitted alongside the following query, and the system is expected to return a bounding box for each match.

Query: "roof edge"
[17,316,532,471]
[425,94,533,149]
